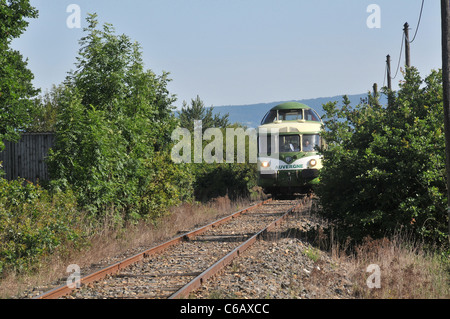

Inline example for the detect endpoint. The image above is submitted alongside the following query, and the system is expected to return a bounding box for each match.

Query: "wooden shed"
[0,133,55,183]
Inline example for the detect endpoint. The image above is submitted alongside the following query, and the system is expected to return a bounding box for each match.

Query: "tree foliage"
[179,95,229,132]
[317,68,448,245]
[0,0,39,149]
[177,95,257,201]
[47,14,192,223]
[27,84,64,132]
[192,153,258,201]
[0,178,84,274]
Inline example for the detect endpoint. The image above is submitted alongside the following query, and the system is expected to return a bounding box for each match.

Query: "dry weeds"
[299,199,450,299]
[0,195,258,298]
[342,234,450,299]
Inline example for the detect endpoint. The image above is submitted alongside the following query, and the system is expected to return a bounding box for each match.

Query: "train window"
[304,109,320,122]
[302,134,321,152]
[261,110,278,124]
[279,135,300,153]
[258,135,273,155]
[278,110,303,121]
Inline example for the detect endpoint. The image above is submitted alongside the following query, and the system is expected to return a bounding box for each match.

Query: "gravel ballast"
[192,204,355,299]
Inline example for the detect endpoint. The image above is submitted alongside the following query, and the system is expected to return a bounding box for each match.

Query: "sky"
[11,0,442,109]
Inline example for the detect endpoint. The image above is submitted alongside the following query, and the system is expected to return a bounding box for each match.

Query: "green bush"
[192,162,257,202]
[0,178,84,275]
[134,151,194,220]
[317,68,448,246]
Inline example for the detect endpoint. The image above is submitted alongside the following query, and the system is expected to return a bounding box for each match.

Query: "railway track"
[34,195,310,299]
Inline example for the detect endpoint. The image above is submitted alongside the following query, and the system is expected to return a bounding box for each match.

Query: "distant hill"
[210,93,387,128]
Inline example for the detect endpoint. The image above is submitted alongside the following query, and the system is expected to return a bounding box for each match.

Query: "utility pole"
[441,0,450,244]
[386,54,393,108]
[404,22,411,67]
[386,54,392,90]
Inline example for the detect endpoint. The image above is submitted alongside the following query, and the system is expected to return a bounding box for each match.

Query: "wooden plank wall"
[0,133,55,183]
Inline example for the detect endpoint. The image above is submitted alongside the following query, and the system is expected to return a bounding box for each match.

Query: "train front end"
[257,102,323,195]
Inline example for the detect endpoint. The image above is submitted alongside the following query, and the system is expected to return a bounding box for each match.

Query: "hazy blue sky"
[12,0,442,108]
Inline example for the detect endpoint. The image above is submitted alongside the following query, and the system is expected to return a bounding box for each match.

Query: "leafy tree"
[317,68,448,245]
[48,14,192,223]
[28,84,64,132]
[178,95,229,132]
[0,0,39,149]
[176,96,256,201]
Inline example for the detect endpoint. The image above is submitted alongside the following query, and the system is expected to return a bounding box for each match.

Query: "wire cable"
[409,0,425,43]
[391,32,405,80]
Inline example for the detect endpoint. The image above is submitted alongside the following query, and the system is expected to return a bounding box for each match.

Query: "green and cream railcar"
[257,102,323,195]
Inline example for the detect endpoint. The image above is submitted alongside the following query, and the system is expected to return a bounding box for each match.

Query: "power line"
[409,0,425,43]
[391,32,405,80]
[382,1,424,92]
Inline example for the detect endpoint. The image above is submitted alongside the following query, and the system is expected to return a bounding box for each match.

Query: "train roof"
[259,101,322,127]
[270,102,311,111]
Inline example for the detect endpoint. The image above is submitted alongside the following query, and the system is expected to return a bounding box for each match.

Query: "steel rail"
[168,194,311,299]
[33,197,273,299]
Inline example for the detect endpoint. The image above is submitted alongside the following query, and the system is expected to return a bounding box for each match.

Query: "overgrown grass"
[0,193,263,298]
[344,235,450,299]
[306,199,450,299]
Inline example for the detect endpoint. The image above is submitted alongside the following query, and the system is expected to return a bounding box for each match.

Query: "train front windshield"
[302,134,321,152]
[258,134,321,155]
[279,135,300,152]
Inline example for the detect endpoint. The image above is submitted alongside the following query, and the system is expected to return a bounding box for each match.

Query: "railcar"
[257,102,323,195]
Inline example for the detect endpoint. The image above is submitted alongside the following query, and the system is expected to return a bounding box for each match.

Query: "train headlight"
[309,159,317,167]
[261,161,270,168]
